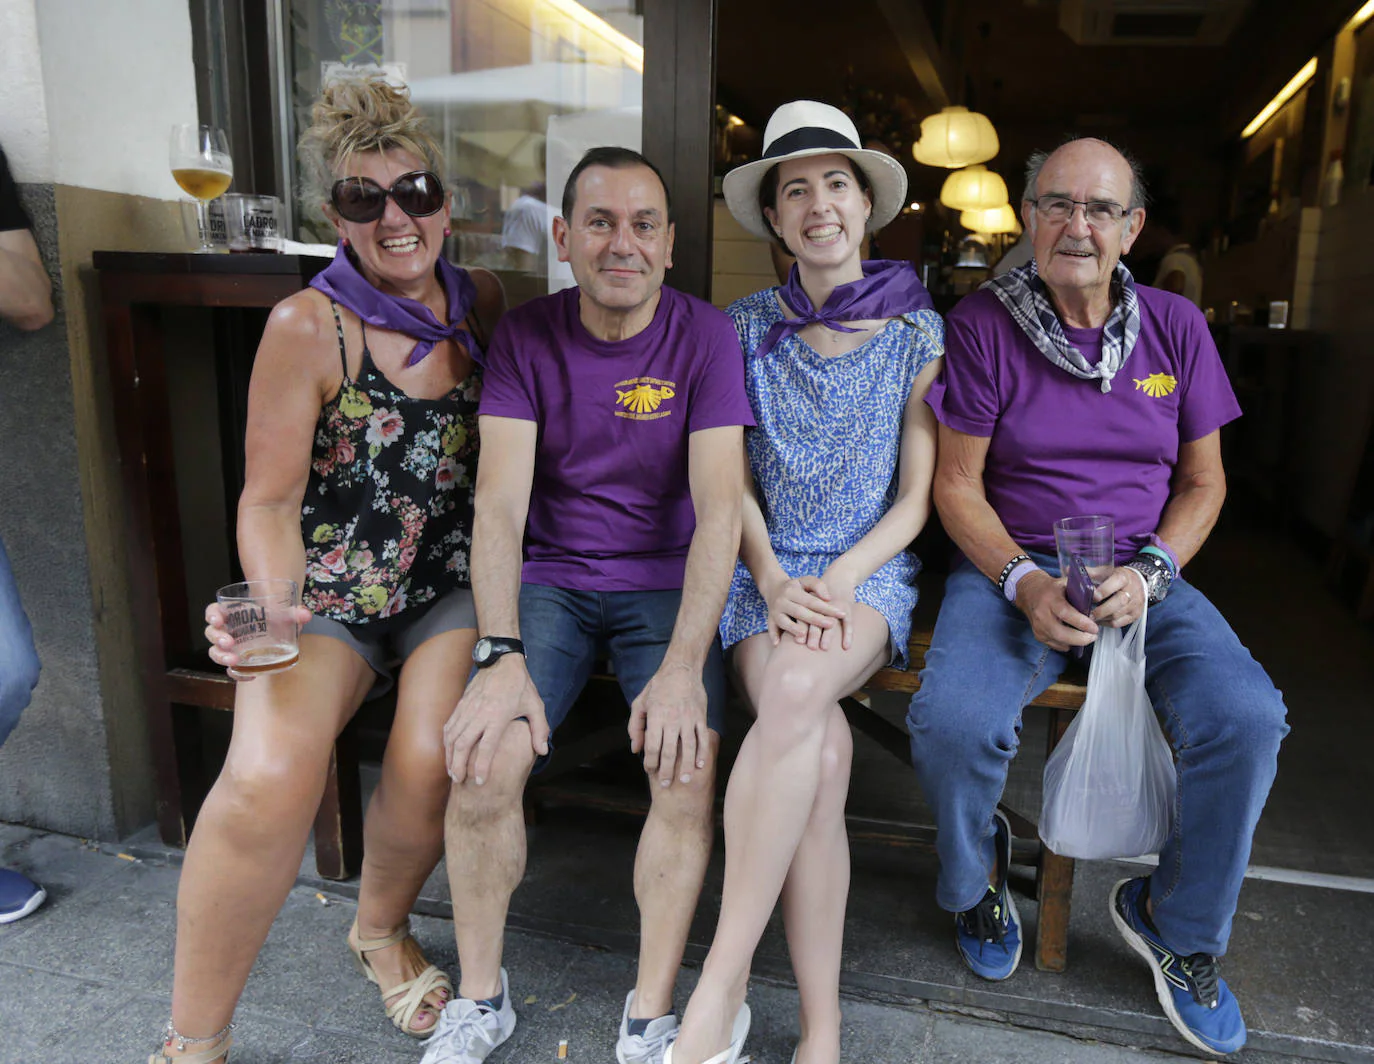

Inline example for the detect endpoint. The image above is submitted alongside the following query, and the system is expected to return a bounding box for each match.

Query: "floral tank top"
[301,300,482,623]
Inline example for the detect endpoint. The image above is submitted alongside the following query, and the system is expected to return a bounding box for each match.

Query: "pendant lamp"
[912,106,999,168]
[960,204,1019,234]
[940,165,1008,212]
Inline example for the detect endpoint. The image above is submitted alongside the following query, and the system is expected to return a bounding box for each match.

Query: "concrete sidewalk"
[0,824,1230,1064]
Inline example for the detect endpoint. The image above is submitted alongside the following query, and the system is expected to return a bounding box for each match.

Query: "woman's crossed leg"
[672,603,890,1064]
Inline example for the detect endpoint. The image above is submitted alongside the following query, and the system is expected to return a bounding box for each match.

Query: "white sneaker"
[615,990,679,1064]
[419,967,517,1064]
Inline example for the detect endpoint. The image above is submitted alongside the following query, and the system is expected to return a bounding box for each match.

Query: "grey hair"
[1023,137,1148,211]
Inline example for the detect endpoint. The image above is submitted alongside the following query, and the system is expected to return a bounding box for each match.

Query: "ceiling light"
[913,106,999,169]
[1241,57,1317,139]
[960,204,1019,234]
[940,165,1008,211]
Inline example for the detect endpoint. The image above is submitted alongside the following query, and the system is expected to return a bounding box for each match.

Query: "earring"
[444,227,451,237]
[341,237,350,247]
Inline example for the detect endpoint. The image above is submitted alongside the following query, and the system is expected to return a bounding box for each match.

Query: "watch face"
[473,639,492,663]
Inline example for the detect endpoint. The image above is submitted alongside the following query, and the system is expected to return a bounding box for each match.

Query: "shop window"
[281,0,645,306]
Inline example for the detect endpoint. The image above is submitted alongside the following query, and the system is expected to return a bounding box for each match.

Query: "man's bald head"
[1024,137,1147,211]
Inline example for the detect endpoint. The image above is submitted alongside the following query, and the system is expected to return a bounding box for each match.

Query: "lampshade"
[940,165,1008,211]
[960,204,1019,234]
[912,106,999,168]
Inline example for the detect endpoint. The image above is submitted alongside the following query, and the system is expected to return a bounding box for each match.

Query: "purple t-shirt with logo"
[479,284,755,591]
[926,285,1241,559]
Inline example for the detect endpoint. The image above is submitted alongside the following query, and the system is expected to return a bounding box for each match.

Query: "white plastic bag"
[1039,603,1176,859]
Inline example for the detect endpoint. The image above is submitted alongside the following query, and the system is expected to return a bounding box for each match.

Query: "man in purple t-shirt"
[908,138,1286,1057]
[432,147,753,1064]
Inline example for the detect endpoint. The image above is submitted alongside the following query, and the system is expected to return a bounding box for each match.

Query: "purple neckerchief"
[755,258,934,357]
[309,243,479,367]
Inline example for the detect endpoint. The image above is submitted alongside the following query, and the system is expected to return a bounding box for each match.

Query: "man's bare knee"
[447,721,536,826]
[647,744,718,821]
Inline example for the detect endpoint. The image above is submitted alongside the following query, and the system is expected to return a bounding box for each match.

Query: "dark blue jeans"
[906,555,1288,956]
[0,537,40,747]
[519,583,727,770]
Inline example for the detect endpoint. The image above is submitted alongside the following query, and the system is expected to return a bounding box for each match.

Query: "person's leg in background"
[0,535,44,924]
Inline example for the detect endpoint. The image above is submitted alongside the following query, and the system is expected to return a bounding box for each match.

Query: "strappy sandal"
[147,1019,232,1063]
[348,919,453,1039]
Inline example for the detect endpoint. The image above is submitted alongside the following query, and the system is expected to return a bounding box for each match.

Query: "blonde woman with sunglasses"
[149,76,504,1063]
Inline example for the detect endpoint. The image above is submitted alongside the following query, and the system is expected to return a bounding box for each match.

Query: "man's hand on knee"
[629,661,709,789]
[444,657,549,785]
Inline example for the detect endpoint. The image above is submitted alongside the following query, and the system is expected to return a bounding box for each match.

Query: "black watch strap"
[472,635,526,668]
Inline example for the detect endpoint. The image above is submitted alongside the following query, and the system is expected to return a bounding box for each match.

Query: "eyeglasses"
[330,170,446,223]
[1031,196,1130,228]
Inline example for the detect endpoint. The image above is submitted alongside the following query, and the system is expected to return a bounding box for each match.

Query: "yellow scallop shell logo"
[1132,373,1178,398]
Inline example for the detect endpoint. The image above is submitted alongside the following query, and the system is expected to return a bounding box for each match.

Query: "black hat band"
[763,127,860,159]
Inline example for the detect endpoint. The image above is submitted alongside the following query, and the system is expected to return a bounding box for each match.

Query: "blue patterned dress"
[719,289,944,666]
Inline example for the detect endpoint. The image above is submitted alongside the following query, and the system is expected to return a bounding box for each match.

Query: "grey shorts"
[301,586,476,700]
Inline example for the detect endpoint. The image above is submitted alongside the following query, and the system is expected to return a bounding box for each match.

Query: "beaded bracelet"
[996,553,1032,595]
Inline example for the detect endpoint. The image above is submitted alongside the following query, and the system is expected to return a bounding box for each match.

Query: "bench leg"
[313,723,364,880]
[1034,704,1078,972]
[1035,847,1074,972]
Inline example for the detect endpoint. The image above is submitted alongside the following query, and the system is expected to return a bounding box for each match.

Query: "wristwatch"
[1123,552,1174,605]
[472,636,526,668]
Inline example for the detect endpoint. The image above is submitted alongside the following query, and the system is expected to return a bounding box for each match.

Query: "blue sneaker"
[1111,877,1247,1056]
[0,868,46,924]
[954,810,1022,980]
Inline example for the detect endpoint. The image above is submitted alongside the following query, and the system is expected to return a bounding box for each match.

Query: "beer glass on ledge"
[170,123,233,253]
[215,579,301,680]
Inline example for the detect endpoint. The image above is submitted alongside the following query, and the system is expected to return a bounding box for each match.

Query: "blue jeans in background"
[906,554,1288,957]
[0,537,40,747]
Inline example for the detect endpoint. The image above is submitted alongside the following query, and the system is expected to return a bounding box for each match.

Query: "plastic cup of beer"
[215,579,301,680]
[1053,515,1115,583]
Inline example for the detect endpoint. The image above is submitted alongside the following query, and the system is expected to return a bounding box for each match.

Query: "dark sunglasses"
[330,170,446,223]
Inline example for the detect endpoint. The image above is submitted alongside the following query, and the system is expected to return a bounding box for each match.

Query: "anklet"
[163,1019,235,1051]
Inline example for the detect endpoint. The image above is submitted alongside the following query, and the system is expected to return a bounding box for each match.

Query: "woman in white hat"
[666,101,943,1064]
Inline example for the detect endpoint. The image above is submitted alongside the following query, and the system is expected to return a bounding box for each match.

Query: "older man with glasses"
[905,137,1287,1057]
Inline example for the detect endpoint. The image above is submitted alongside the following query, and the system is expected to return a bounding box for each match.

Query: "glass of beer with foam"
[170,123,233,253]
[215,579,301,680]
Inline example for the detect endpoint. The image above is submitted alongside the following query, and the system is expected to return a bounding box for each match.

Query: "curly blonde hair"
[297,75,445,225]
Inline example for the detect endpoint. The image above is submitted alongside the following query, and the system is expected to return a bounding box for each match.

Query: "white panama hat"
[722,100,909,242]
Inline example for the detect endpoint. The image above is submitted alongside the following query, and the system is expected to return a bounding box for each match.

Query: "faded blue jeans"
[907,555,1288,957]
[0,537,40,747]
